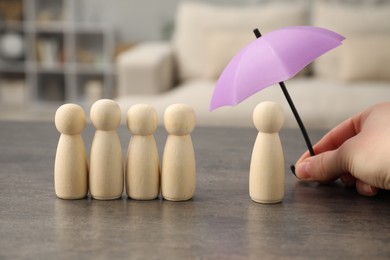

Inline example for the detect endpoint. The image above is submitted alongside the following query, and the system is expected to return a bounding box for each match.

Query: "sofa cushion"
[173,1,308,81]
[340,35,390,81]
[313,1,390,79]
[116,77,390,129]
[204,29,253,78]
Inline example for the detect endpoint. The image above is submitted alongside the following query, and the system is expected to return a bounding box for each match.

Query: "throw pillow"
[173,1,308,81]
[340,35,390,81]
[312,1,390,79]
[204,29,253,78]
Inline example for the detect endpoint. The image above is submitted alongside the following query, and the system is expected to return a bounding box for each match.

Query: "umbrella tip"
[290,165,297,176]
[209,102,217,112]
[253,28,262,38]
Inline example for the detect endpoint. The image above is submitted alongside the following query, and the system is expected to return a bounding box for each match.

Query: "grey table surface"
[0,121,389,259]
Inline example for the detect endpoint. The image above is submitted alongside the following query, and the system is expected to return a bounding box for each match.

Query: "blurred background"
[1,0,390,127]
[0,0,177,120]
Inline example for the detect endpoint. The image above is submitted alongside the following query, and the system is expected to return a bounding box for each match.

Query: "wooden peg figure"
[89,99,124,200]
[249,101,285,204]
[162,104,196,201]
[126,104,160,200]
[54,104,88,199]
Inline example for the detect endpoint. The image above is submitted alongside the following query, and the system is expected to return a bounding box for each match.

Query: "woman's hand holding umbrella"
[295,102,390,196]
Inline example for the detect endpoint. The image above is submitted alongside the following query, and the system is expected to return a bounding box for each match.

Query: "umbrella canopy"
[210,26,345,110]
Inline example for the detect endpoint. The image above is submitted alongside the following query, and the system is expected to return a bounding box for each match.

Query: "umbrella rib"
[231,42,254,104]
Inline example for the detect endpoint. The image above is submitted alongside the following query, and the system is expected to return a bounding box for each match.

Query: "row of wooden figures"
[54,99,196,201]
[55,99,285,204]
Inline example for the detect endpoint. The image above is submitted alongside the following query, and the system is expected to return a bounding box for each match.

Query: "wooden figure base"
[251,197,282,204]
[163,196,193,202]
[56,195,88,200]
[129,196,159,201]
[91,195,122,201]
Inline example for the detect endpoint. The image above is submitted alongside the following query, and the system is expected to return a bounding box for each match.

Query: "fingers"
[313,117,360,154]
[296,155,380,196]
[295,149,345,183]
[355,180,379,197]
[340,173,356,187]
[293,105,385,197]
[295,113,363,180]
[339,174,379,197]
[296,117,361,166]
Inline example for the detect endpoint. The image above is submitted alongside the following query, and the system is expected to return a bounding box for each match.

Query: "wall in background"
[78,0,265,43]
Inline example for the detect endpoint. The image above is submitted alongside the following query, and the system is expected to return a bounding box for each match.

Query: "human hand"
[295,102,390,196]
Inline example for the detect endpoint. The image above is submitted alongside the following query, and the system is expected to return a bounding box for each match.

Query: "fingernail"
[295,160,312,180]
[363,183,377,196]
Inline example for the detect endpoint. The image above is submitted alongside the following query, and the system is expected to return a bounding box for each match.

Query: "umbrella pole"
[279,81,315,157]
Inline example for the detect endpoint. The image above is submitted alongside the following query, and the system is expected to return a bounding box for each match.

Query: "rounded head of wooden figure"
[164,103,196,135]
[90,99,121,131]
[127,104,158,135]
[55,103,86,135]
[253,101,284,133]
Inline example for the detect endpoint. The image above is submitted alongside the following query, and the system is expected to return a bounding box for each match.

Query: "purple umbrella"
[209,26,345,172]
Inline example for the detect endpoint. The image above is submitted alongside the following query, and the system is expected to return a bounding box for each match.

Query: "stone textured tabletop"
[1,121,389,259]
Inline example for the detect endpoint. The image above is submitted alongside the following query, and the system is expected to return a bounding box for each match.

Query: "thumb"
[295,149,345,183]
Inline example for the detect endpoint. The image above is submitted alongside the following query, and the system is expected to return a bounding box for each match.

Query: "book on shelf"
[36,38,63,67]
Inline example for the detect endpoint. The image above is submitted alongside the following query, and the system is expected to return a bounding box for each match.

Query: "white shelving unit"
[0,0,116,105]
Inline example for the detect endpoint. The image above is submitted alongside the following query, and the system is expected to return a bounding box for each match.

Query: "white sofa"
[116,1,390,129]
